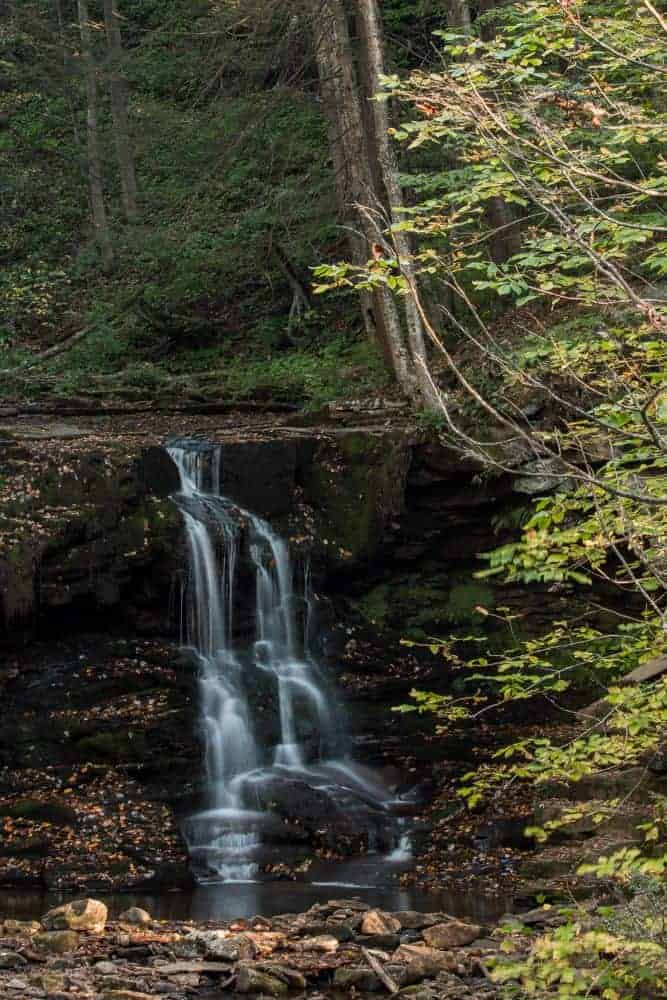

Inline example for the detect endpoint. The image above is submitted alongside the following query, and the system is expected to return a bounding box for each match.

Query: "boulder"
[422,920,480,949]
[33,930,80,954]
[42,897,107,934]
[118,907,152,926]
[361,909,402,936]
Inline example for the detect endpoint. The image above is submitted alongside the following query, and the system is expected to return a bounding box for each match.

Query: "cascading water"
[168,439,402,883]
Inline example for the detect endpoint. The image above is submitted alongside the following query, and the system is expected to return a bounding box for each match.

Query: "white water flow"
[168,441,401,883]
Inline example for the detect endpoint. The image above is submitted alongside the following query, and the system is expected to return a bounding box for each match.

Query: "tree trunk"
[356,0,440,409]
[448,0,472,32]
[313,0,415,392]
[103,0,138,220]
[78,0,113,272]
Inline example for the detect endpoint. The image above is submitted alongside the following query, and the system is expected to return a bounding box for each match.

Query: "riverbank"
[0,893,602,999]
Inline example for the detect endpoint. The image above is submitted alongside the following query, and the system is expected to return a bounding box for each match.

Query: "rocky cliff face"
[0,414,528,643]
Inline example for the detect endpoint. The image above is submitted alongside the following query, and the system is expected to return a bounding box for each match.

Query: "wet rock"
[333,966,382,991]
[0,951,27,968]
[118,907,152,926]
[235,965,287,996]
[33,930,80,954]
[422,920,481,949]
[42,898,108,934]
[361,908,402,935]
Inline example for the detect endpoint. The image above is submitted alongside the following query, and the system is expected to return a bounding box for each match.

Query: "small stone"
[361,909,402,936]
[42,898,107,935]
[118,907,152,926]
[0,951,27,969]
[34,930,80,954]
[422,920,481,949]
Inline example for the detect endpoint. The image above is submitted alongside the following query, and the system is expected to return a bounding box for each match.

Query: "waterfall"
[168,439,398,883]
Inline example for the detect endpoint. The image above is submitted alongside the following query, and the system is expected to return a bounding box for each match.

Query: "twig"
[362,947,399,994]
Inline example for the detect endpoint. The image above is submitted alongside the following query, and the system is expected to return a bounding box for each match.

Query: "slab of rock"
[118,907,152,926]
[33,930,80,954]
[333,966,381,991]
[42,898,107,934]
[361,909,402,936]
[422,920,481,949]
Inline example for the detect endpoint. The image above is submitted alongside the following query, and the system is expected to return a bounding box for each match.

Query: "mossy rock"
[302,430,411,567]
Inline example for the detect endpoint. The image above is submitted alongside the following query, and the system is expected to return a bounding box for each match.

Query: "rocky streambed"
[0,893,584,999]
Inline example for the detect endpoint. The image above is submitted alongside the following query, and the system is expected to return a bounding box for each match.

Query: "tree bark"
[103,0,138,220]
[78,0,113,272]
[313,0,415,393]
[356,0,440,408]
[448,0,472,32]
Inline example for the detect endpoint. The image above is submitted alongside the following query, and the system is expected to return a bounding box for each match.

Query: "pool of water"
[0,850,511,925]
[0,880,511,925]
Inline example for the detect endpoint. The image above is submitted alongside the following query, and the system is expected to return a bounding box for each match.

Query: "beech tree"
[103,0,138,221]
[314,0,441,408]
[77,0,113,272]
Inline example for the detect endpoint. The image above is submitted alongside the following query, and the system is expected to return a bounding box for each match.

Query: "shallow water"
[0,879,511,924]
